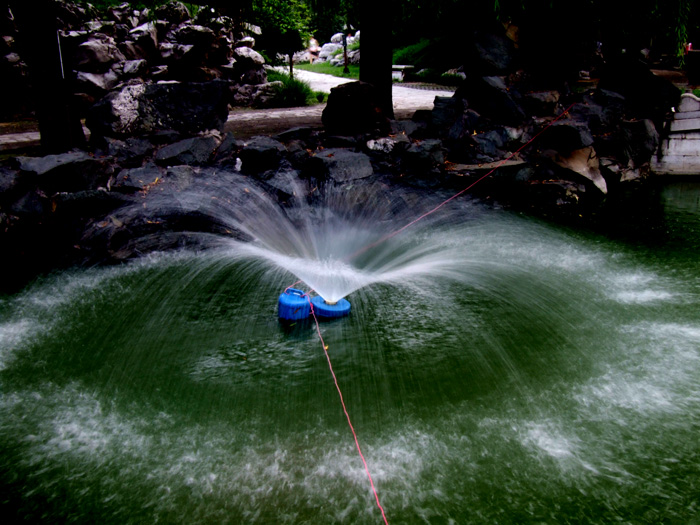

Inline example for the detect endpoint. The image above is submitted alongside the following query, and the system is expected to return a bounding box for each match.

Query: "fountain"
[1,171,700,523]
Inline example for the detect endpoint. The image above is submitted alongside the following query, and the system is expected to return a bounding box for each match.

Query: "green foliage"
[266,70,321,107]
[392,39,432,67]
[411,68,464,86]
[251,0,311,59]
[295,62,360,79]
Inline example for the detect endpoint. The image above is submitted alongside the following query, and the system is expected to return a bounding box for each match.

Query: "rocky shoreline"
[0,1,688,293]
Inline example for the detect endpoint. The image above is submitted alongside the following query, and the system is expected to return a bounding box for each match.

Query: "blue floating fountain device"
[278,288,350,321]
[278,288,311,321]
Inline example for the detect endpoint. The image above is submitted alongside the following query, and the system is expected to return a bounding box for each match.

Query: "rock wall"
[1,0,279,123]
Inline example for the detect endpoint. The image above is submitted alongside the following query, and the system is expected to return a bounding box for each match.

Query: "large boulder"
[322,81,390,135]
[74,35,126,72]
[155,135,220,166]
[15,151,114,194]
[305,148,374,182]
[155,1,192,25]
[455,76,526,126]
[87,80,231,139]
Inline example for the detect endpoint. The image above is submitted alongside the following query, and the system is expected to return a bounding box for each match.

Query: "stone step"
[662,138,700,155]
[669,118,700,132]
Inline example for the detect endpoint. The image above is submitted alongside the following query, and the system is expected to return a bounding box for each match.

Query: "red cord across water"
[306,297,389,524]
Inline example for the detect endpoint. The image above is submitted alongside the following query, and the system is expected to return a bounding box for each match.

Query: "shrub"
[267,71,318,107]
[392,39,432,66]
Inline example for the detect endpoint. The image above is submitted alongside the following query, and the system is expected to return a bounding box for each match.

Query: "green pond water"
[1,181,699,523]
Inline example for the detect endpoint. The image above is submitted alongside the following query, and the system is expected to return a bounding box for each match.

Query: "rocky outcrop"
[2,0,283,125]
[87,80,231,139]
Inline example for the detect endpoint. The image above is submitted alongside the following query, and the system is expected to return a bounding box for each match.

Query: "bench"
[392,65,415,82]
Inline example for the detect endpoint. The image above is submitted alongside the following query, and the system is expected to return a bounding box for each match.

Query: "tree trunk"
[9,0,85,153]
[289,52,294,78]
[359,0,394,118]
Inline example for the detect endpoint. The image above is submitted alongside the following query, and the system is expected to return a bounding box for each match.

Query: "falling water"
[1,174,699,523]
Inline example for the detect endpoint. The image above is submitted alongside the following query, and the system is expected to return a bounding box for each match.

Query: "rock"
[172,24,215,48]
[470,29,517,74]
[318,42,342,61]
[233,46,265,67]
[552,146,607,194]
[122,58,148,77]
[306,148,374,182]
[155,135,220,166]
[111,162,165,193]
[107,2,134,26]
[598,57,680,125]
[472,128,508,158]
[16,151,114,193]
[403,139,447,173]
[236,36,255,49]
[322,81,390,135]
[128,22,158,59]
[538,122,594,154]
[87,80,232,138]
[159,42,195,64]
[155,1,192,25]
[0,166,20,204]
[431,96,467,134]
[366,135,410,154]
[455,76,525,126]
[74,35,125,72]
[621,119,659,167]
[521,90,560,117]
[75,70,120,95]
[238,136,286,174]
[100,136,155,167]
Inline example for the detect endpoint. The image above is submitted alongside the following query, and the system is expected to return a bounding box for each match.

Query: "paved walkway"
[1,70,454,151]
[226,69,453,137]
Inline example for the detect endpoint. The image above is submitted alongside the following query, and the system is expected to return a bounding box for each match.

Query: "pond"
[1,176,699,523]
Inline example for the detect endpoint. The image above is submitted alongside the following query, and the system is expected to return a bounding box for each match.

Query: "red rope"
[306,297,390,524]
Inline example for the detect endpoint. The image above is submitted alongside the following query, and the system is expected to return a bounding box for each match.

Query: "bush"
[266,70,320,107]
[392,39,432,66]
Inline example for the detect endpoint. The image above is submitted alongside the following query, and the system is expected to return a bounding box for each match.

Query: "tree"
[9,0,85,153]
[250,0,311,76]
[358,0,393,118]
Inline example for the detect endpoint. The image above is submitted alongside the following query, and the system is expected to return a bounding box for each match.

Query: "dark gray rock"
[403,139,447,173]
[16,151,113,194]
[122,59,148,78]
[155,135,219,166]
[470,29,517,75]
[521,90,561,117]
[74,35,125,73]
[306,148,374,182]
[621,119,659,167]
[538,122,594,154]
[111,162,165,193]
[322,81,390,135]
[455,75,525,126]
[100,136,155,167]
[155,1,192,25]
[87,80,231,138]
[238,136,286,174]
[128,22,158,59]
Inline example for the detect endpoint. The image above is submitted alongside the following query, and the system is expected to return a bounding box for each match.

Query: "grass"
[296,62,360,80]
[266,70,326,107]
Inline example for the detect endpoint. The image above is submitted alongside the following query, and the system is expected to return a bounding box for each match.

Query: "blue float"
[278,288,311,320]
[311,296,351,318]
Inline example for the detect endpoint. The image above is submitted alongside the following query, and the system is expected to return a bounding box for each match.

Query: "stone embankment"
[0,5,690,294]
